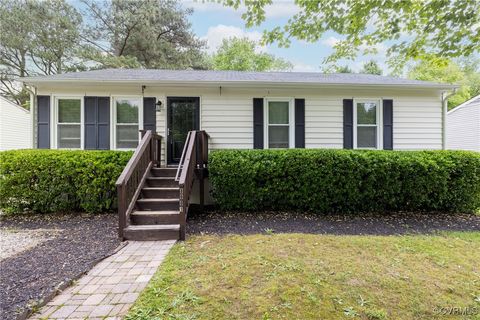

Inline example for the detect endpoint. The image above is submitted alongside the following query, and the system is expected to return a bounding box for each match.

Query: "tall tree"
[0,0,82,106]
[81,0,208,69]
[221,0,480,72]
[211,37,292,71]
[334,65,353,73]
[360,60,382,75]
[407,57,478,109]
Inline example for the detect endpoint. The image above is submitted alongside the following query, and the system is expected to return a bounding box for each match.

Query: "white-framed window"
[265,98,294,148]
[353,99,383,149]
[55,97,83,149]
[114,97,142,149]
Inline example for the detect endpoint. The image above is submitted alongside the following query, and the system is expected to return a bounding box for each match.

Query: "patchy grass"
[127,232,480,320]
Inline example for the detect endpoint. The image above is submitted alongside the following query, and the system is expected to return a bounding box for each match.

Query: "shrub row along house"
[20,69,461,240]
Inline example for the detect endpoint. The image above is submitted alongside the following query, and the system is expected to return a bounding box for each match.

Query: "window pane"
[58,99,80,123]
[116,125,138,149]
[357,102,377,125]
[268,101,289,124]
[268,126,289,148]
[116,99,139,123]
[58,124,80,148]
[357,126,377,148]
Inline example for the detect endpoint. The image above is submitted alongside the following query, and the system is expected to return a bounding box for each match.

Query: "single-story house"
[21,69,457,164]
[447,95,480,152]
[0,95,32,151]
[20,69,459,240]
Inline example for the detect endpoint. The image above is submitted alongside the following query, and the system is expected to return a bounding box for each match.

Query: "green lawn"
[127,232,480,320]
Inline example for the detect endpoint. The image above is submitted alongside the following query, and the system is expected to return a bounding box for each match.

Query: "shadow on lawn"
[187,210,480,236]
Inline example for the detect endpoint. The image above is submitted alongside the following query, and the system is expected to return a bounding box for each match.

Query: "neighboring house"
[0,96,32,151]
[447,95,480,152]
[20,69,459,241]
[21,69,457,165]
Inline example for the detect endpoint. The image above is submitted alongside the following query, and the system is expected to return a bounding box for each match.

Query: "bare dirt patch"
[0,229,57,261]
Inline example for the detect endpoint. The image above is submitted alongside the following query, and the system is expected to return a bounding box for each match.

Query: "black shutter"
[84,97,96,149]
[383,99,393,150]
[37,95,50,149]
[343,99,354,149]
[85,97,110,150]
[253,98,264,149]
[143,97,156,133]
[294,98,305,148]
[97,97,110,150]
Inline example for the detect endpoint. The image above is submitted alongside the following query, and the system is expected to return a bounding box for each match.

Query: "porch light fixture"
[155,100,163,112]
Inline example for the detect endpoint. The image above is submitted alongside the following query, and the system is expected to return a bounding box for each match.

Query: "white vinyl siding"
[447,96,480,151]
[393,96,443,150]
[304,97,344,148]
[36,85,445,156]
[0,96,32,150]
[200,95,253,150]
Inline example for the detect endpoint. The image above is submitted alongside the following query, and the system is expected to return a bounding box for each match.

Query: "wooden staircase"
[123,167,181,241]
[116,130,209,241]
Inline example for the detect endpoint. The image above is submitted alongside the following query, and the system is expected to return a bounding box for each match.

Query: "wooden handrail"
[116,130,162,239]
[176,130,209,240]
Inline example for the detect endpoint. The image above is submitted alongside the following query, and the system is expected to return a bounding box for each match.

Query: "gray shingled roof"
[20,68,457,89]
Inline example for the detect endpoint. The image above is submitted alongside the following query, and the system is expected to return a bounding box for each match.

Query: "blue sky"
[184,1,388,72]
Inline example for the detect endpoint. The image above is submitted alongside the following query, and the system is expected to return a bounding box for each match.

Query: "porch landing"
[29,240,174,320]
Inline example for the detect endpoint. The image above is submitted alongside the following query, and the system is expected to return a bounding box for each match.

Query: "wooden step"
[146,177,177,187]
[136,198,179,211]
[150,167,177,177]
[130,210,179,225]
[123,224,179,241]
[141,187,179,199]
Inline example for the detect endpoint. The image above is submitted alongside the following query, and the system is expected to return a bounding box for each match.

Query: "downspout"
[442,89,457,150]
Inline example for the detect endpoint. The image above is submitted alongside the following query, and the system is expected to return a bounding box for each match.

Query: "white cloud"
[291,62,317,72]
[202,25,265,53]
[264,2,300,18]
[321,36,340,48]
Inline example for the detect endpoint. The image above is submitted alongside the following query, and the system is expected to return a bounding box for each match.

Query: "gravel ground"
[0,229,58,261]
[187,210,480,235]
[0,213,120,320]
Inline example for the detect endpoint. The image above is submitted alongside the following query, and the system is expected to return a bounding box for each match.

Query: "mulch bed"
[187,210,480,236]
[0,213,120,320]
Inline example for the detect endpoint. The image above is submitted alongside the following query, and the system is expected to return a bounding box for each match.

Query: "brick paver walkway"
[30,240,175,320]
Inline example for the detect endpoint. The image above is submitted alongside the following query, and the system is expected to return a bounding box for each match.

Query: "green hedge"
[209,149,480,213]
[0,150,133,214]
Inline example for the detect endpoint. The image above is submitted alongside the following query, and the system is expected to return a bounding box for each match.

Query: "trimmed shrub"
[209,149,480,213]
[0,149,133,214]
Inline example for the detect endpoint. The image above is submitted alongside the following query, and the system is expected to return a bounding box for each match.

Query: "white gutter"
[442,89,458,150]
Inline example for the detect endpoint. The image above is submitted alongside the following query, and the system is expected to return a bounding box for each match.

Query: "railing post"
[156,135,161,167]
[197,132,205,212]
[179,185,186,240]
[118,183,126,239]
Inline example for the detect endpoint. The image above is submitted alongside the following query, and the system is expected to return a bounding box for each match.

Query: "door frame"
[166,96,200,165]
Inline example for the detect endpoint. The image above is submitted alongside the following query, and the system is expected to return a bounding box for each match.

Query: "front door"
[167,97,200,164]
